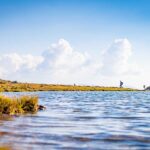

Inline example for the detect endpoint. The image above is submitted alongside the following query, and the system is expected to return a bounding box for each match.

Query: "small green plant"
[0,95,38,115]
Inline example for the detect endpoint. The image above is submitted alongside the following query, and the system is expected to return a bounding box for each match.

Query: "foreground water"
[0,91,150,150]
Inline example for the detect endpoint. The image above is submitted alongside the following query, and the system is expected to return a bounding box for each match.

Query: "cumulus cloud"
[0,53,43,77]
[101,38,140,75]
[41,39,90,70]
[0,38,141,86]
[39,39,101,83]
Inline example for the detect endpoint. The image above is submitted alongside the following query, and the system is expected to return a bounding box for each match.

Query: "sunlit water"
[0,91,150,150]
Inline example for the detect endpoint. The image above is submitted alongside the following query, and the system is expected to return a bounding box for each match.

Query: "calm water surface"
[0,91,150,150]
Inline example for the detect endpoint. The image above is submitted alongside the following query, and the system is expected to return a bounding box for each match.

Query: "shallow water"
[0,91,150,150]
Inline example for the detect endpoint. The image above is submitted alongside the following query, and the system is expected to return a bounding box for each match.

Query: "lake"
[0,91,150,149]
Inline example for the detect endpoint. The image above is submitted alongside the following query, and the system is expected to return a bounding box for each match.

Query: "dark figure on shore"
[120,81,123,88]
[143,85,146,90]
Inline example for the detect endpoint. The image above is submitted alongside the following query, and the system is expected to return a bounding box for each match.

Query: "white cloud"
[0,53,43,77]
[39,39,101,83]
[41,39,90,70]
[101,38,140,75]
[0,38,141,87]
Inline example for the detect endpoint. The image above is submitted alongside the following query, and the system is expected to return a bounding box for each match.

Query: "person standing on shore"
[120,81,123,88]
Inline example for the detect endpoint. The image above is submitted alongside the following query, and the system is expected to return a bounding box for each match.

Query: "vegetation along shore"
[0,79,136,116]
[0,79,137,92]
[0,95,38,115]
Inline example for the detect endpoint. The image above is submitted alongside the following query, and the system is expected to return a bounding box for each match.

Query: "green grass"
[0,79,137,92]
[0,95,38,115]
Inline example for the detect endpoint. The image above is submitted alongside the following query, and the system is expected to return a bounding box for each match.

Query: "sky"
[0,0,150,89]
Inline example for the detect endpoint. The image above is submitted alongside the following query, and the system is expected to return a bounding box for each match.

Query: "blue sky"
[0,0,150,88]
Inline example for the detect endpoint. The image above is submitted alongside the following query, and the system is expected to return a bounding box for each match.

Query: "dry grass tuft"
[0,95,38,115]
[0,146,12,150]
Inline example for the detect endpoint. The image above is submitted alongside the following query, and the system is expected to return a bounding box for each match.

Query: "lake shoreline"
[0,79,137,92]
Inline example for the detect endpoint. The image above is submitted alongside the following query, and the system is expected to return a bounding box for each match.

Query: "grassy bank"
[0,79,136,92]
[0,95,38,115]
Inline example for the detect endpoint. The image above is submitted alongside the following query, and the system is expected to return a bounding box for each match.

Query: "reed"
[0,95,38,115]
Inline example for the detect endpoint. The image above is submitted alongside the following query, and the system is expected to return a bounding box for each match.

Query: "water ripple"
[0,91,150,149]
